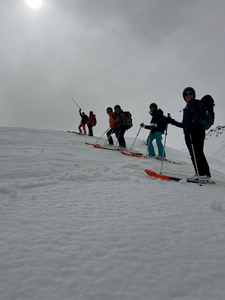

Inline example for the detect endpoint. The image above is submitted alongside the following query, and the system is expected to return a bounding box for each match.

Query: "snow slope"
[1,127,225,300]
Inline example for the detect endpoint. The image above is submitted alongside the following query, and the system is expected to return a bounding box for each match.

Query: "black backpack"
[123,111,133,129]
[200,95,215,130]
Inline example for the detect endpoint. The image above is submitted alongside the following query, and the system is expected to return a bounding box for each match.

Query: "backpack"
[123,111,133,129]
[200,95,215,130]
[92,115,97,126]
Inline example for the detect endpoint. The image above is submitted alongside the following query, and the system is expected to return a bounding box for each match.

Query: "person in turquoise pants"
[140,103,166,158]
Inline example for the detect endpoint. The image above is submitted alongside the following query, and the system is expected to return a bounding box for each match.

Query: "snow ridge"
[205,125,225,162]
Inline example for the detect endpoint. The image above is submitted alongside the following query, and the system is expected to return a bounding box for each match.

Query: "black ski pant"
[107,128,114,145]
[88,125,93,136]
[115,127,126,147]
[185,129,211,177]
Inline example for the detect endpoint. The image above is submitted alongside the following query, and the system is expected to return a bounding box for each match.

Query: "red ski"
[145,169,180,182]
[145,169,215,184]
[120,151,143,157]
[85,142,100,146]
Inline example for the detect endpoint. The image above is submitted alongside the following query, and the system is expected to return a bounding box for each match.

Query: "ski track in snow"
[1,127,225,300]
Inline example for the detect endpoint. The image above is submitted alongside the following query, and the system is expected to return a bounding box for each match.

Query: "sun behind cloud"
[26,0,42,9]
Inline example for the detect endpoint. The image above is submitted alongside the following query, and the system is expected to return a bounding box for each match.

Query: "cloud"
[0,0,225,149]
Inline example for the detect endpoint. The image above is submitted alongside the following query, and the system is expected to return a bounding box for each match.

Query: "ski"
[153,156,182,165]
[145,169,215,184]
[67,131,84,135]
[121,151,181,164]
[85,142,101,146]
[92,144,120,151]
[131,152,143,157]
[92,145,142,155]
[121,151,143,157]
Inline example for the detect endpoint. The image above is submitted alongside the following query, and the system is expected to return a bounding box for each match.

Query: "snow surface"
[1,127,225,300]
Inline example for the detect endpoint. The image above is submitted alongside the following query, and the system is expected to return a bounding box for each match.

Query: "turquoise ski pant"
[146,132,166,157]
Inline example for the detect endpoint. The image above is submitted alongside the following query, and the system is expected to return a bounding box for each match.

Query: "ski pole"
[130,126,142,153]
[72,98,81,110]
[95,126,111,145]
[160,113,170,174]
[189,132,202,186]
[102,127,115,147]
[145,128,153,157]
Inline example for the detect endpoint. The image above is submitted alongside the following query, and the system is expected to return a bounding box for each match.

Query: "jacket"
[114,110,127,129]
[145,109,165,133]
[87,114,97,126]
[171,99,205,134]
[109,112,116,128]
[79,111,88,124]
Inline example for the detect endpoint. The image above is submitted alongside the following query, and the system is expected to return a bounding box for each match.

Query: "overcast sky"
[1,0,225,150]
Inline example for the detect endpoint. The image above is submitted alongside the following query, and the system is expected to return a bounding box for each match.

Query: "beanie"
[149,103,158,110]
[183,87,196,100]
[114,105,121,110]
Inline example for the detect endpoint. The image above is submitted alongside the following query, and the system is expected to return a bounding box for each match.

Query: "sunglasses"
[184,92,193,96]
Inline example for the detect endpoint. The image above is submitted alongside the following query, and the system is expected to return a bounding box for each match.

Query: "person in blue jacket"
[167,87,211,180]
[140,103,166,158]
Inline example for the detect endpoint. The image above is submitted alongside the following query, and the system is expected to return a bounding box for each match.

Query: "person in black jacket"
[140,103,166,157]
[114,105,127,149]
[78,109,88,134]
[167,87,211,180]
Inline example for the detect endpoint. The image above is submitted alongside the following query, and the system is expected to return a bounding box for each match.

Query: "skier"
[78,109,88,135]
[87,111,97,136]
[140,103,166,158]
[167,87,211,181]
[113,105,127,149]
[106,107,115,146]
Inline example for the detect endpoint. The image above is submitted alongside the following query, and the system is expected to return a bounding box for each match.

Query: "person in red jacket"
[87,111,97,136]
[106,107,115,145]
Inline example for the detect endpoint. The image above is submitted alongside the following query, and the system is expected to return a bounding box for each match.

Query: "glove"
[79,108,81,112]
[149,123,157,127]
[166,115,172,124]
[169,118,176,125]
[140,123,145,128]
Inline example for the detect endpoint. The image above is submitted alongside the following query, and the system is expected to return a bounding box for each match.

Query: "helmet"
[89,111,93,114]
[149,103,158,110]
[106,107,113,113]
[182,87,196,100]
[114,105,121,111]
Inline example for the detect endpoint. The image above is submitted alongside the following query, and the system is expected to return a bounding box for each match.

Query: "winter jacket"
[79,111,88,124]
[109,112,116,128]
[145,109,165,133]
[171,99,205,134]
[114,110,127,129]
[87,114,97,126]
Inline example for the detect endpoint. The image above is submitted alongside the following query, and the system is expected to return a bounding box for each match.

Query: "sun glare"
[26,0,42,9]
